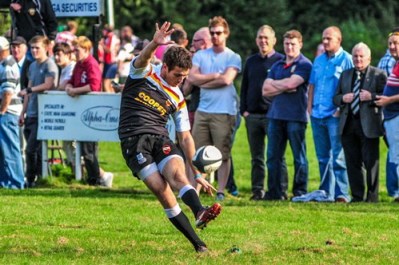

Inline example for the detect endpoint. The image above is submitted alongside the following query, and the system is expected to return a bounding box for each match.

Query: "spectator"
[0,36,24,189]
[19,35,58,187]
[334,42,387,202]
[154,24,182,60]
[55,20,78,46]
[11,36,31,170]
[53,42,75,90]
[66,36,113,187]
[315,43,325,58]
[11,36,31,90]
[10,0,57,59]
[188,16,242,201]
[262,30,312,200]
[308,26,353,202]
[53,42,76,168]
[120,25,140,49]
[116,40,134,87]
[116,25,138,86]
[100,24,120,93]
[182,27,211,129]
[377,49,396,76]
[171,28,189,48]
[240,25,288,201]
[377,34,398,204]
[10,0,57,43]
[375,28,399,202]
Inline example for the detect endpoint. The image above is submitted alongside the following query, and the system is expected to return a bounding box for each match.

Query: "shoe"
[229,189,239,197]
[195,245,208,253]
[195,203,222,229]
[263,192,286,201]
[335,197,348,203]
[394,197,399,203]
[216,192,225,201]
[250,190,265,201]
[100,172,113,188]
[25,182,36,188]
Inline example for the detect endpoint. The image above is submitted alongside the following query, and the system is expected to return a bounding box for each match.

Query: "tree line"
[1,0,397,65]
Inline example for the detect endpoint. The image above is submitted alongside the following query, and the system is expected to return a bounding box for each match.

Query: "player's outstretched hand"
[153,22,175,46]
[196,177,217,196]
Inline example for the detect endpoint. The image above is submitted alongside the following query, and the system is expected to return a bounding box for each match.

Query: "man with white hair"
[0,36,24,189]
[334,42,387,202]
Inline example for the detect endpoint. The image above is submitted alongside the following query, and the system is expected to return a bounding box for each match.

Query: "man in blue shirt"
[308,26,353,202]
[378,49,396,76]
[263,30,312,200]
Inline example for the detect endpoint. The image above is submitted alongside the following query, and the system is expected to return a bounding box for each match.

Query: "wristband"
[194,173,202,180]
[26,87,32,94]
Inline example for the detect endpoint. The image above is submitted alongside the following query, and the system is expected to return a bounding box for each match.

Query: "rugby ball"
[192,145,223,174]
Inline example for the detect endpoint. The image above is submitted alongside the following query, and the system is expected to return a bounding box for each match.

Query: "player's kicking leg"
[160,156,222,229]
[143,171,208,252]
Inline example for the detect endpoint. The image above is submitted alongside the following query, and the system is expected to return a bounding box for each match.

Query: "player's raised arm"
[133,22,175,69]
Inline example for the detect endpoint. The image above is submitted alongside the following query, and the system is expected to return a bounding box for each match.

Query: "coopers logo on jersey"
[136,92,167,116]
[81,106,119,131]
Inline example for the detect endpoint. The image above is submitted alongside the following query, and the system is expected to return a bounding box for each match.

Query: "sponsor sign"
[51,0,104,17]
[38,92,120,142]
[38,92,177,142]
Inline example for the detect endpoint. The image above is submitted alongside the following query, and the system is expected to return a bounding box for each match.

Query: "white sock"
[164,204,182,219]
[178,184,195,198]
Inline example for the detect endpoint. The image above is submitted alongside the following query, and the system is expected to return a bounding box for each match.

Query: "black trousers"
[81,142,100,185]
[24,117,41,183]
[341,116,379,202]
[245,114,288,194]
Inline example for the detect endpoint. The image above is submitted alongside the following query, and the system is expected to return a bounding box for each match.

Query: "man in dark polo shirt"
[240,25,288,201]
[262,30,312,200]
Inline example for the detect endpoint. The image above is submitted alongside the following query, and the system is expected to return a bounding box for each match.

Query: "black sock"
[181,189,203,217]
[169,211,206,251]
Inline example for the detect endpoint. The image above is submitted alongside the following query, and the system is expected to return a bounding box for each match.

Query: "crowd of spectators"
[0,4,399,204]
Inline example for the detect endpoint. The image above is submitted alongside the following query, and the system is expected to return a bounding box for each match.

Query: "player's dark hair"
[163,45,192,70]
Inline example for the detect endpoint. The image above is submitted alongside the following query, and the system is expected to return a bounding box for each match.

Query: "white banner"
[52,0,104,17]
[38,92,120,142]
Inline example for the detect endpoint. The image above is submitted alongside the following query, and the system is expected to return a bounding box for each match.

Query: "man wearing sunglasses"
[188,16,242,201]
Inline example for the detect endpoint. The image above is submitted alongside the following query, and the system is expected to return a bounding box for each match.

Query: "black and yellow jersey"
[118,62,190,140]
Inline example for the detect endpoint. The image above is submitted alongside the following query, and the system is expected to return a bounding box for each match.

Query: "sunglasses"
[210,31,224,36]
[388,32,399,37]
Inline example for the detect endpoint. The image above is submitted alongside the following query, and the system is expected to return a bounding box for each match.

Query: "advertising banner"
[38,92,120,142]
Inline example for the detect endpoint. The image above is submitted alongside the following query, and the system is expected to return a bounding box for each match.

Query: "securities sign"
[51,0,104,17]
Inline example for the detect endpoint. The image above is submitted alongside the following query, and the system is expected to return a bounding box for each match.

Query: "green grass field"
[1,122,398,265]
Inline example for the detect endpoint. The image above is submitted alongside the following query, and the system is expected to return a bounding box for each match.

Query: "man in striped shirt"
[0,36,24,189]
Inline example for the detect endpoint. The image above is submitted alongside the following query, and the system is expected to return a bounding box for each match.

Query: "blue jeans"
[384,116,399,197]
[266,119,308,198]
[0,113,24,189]
[311,116,349,201]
